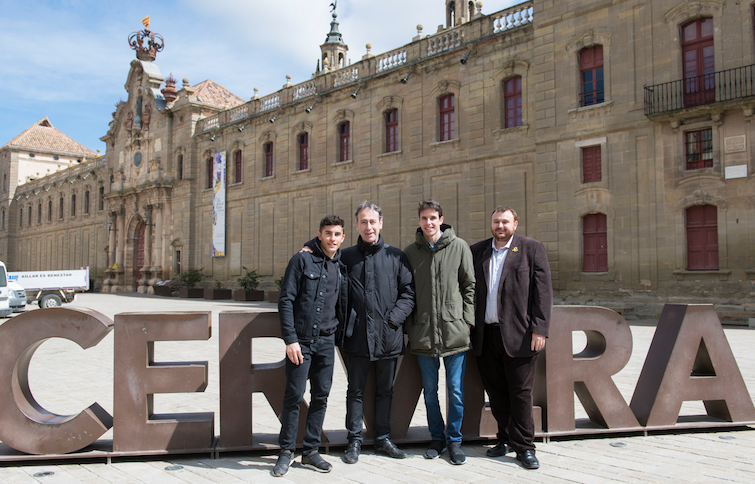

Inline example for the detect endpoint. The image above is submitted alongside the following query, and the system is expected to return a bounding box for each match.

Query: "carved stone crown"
[128,28,165,62]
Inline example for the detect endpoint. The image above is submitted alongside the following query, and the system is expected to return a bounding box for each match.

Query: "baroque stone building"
[1,0,754,317]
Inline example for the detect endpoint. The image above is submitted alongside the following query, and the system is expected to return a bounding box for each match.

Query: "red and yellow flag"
[141,16,150,29]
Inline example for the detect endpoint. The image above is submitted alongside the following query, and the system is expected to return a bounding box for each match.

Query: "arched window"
[1,209,4,230]
[71,194,76,217]
[177,154,184,180]
[84,190,90,214]
[59,196,64,220]
[580,45,604,106]
[265,142,274,177]
[468,1,474,20]
[503,77,522,128]
[682,17,714,107]
[583,213,608,272]
[234,150,243,183]
[385,109,398,152]
[448,1,456,27]
[19,208,23,228]
[439,94,455,141]
[339,122,350,162]
[686,204,718,270]
[299,133,309,170]
[37,203,42,224]
[27,205,32,227]
[98,186,104,211]
[2,174,5,193]
[48,199,52,222]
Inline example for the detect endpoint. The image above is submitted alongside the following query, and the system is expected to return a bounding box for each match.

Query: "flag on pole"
[142,16,150,29]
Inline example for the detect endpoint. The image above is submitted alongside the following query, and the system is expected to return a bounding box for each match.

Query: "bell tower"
[446,0,476,27]
[320,1,349,71]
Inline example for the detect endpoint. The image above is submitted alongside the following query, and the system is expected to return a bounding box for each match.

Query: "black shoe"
[301,452,333,473]
[424,440,446,459]
[271,450,292,477]
[486,441,511,457]
[343,440,361,464]
[374,438,407,459]
[448,442,466,465]
[517,450,540,469]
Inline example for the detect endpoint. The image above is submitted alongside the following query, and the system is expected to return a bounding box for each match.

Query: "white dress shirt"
[485,236,513,324]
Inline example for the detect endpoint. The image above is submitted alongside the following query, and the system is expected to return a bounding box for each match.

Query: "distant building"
[1,0,753,318]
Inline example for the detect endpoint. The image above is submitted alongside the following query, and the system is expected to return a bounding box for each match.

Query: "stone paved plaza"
[0,293,754,483]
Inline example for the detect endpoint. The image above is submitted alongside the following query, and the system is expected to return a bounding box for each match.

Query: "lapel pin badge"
[512,247,519,252]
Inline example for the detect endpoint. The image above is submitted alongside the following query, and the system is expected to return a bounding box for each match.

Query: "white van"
[0,261,13,317]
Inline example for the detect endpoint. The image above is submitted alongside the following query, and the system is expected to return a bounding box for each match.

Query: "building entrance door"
[135,223,145,290]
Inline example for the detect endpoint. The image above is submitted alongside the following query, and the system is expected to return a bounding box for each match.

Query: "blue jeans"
[416,352,467,442]
[278,335,335,454]
[345,356,397,443]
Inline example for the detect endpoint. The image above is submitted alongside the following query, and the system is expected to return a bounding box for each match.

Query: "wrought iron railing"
[644,64,755,116]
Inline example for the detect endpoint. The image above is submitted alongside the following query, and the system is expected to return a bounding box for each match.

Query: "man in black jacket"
[272,216,348,477]
[340,201,415,464]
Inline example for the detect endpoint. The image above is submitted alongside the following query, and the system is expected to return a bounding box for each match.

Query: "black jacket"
[338,235,415,360]
[278,237,349,346]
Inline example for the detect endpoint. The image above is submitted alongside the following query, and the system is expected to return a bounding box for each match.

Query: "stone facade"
[1,0,754,315]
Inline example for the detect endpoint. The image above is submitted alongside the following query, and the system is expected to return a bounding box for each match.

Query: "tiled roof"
[192,80,245,109]
[3,117,96,157]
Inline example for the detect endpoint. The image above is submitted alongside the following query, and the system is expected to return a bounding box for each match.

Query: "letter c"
[0,307,114,455]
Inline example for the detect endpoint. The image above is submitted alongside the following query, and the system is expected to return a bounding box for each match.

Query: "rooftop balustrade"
[195,1,533,134]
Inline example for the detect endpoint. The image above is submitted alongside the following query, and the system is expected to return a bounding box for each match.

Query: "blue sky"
[0,0,520,154]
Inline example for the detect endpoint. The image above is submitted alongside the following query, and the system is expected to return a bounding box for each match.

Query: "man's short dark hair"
[354,200,383,221]
[319,215,345,231]
[491,205,518,222]
[417,199,443,218]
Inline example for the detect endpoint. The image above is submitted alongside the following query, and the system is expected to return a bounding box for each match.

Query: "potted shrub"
[178,268,204,298]
[205,280,232,300]
[267,276,283,303]
[234,267,264,301]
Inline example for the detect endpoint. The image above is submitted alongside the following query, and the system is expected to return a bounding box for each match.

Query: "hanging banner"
[212,151,226,257]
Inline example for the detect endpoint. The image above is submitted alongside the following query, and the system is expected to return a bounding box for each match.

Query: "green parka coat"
[404,224,475,357]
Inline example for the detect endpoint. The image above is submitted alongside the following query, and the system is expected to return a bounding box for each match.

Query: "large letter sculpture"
[545,306,640,432]
[113,312,213,452]
[0,307,114,455]
[631,304,755,426]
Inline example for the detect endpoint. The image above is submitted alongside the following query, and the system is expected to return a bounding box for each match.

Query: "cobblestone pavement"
[0,293,753,483]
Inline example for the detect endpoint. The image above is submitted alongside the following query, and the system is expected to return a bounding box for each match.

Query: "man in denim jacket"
[272,215,348,477]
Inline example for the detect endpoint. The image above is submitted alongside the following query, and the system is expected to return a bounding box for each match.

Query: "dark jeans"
[345,355,397,443]
[278,334,335,454]
[477,323,538,454]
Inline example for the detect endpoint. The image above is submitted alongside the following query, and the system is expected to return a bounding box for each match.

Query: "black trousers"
[477,323,538,453]
[278,334,335,454]
[345,356,397,443]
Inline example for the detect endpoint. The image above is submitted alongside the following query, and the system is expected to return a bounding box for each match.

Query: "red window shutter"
[235,150,242,183]
[299,133,309,170]
[686,204,718,270]
[582,146,602,183]
[339,122,350,162]
[265,143,274,177]
[439,94,455,141]
[583,213,608,272]
[385,109,398,152]
[504,77,523,128]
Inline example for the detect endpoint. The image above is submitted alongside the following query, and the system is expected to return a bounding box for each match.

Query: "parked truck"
[0,261,12,317]
[7,268,89,308]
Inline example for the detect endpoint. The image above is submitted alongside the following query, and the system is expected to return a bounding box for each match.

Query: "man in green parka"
[404,199,475,465]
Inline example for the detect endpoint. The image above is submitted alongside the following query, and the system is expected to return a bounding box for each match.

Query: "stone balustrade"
[293,80,317,100]
[333,67,359,87]
[376,48,407,73]
[193,2,533,133]
[493,4,533,34]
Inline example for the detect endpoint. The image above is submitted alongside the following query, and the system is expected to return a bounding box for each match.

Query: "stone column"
[108,212,117,270]
[139,206,152,294]
[152,203,164,284]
